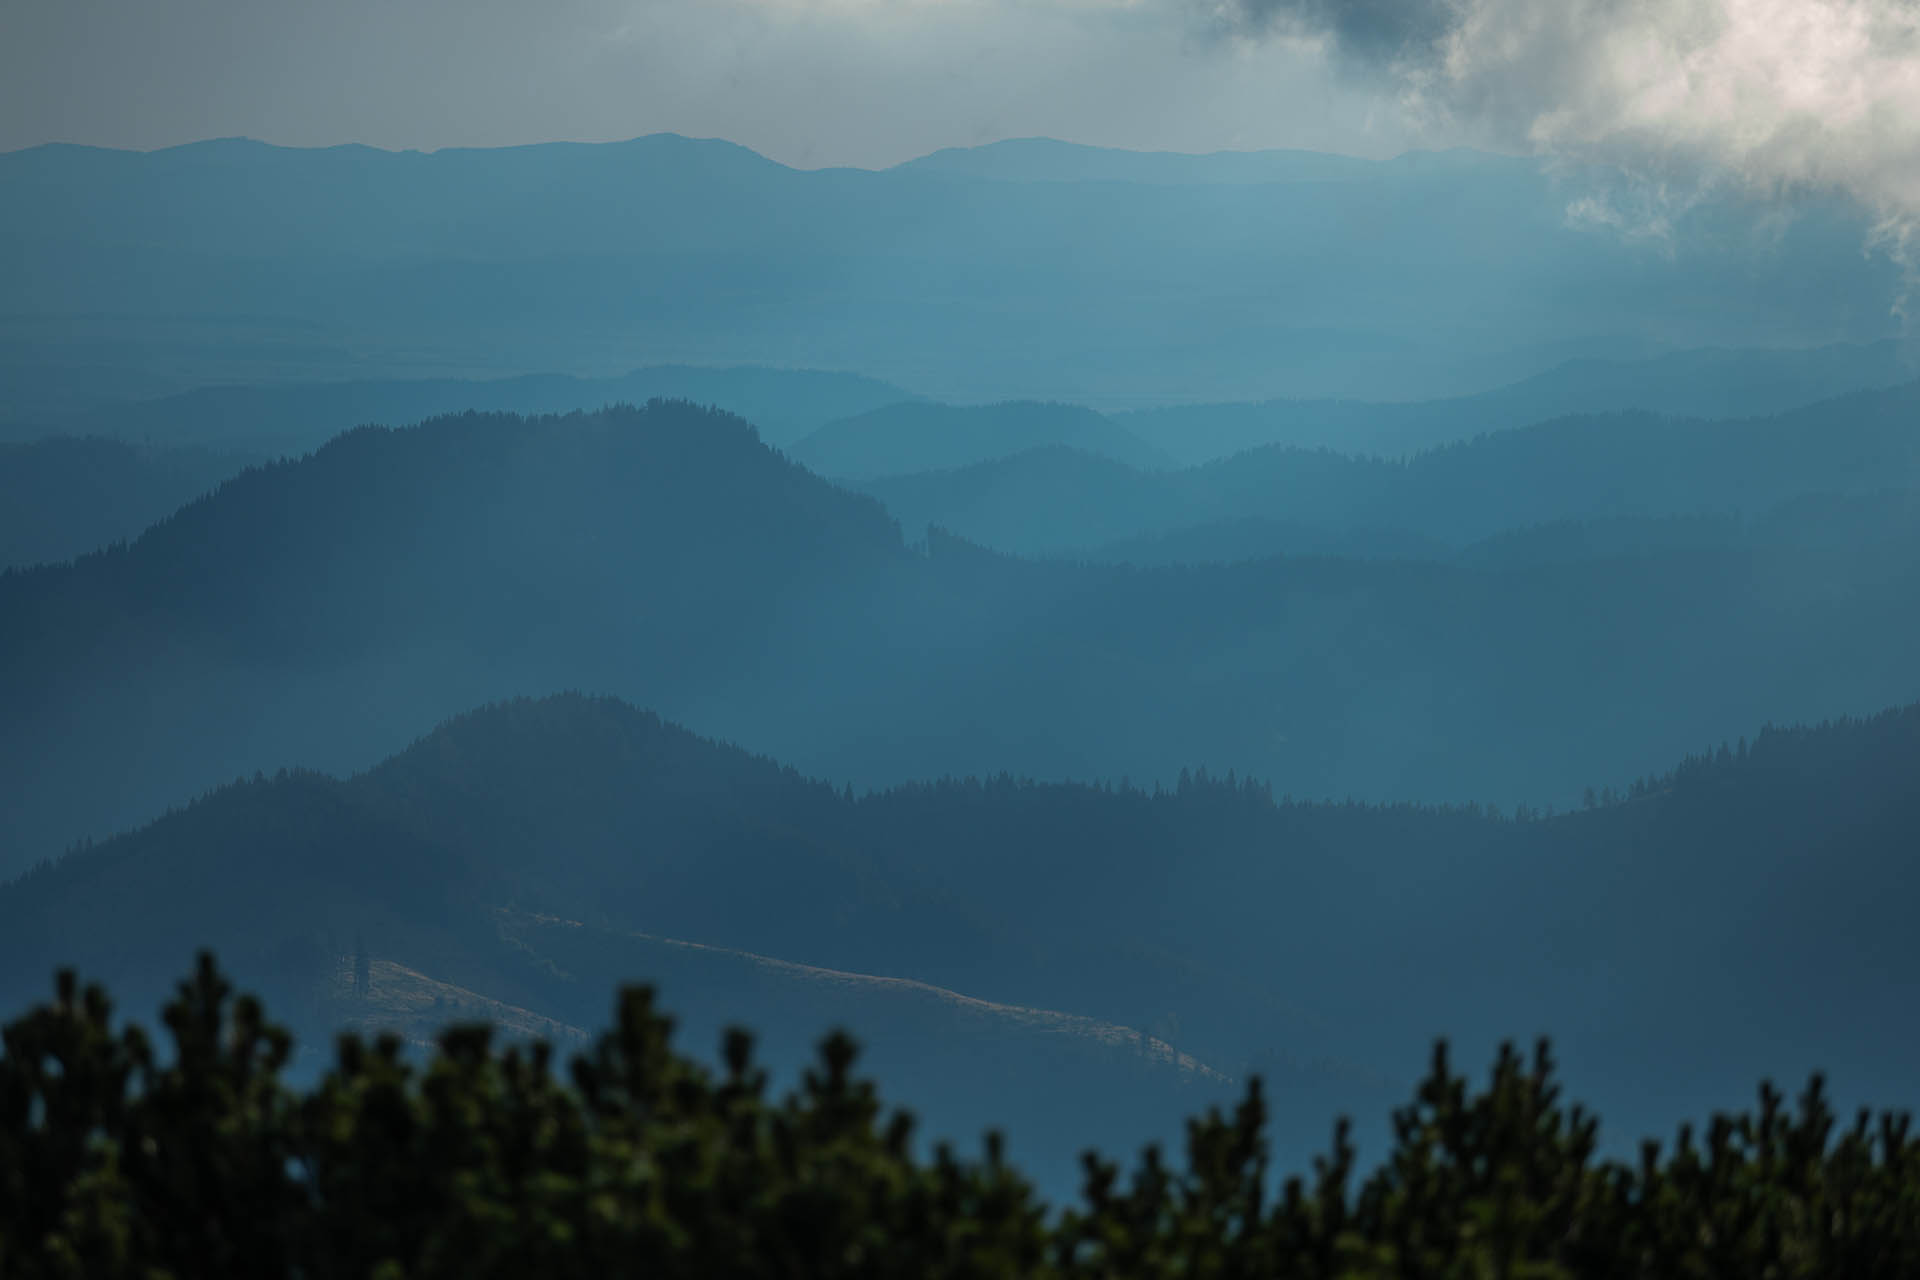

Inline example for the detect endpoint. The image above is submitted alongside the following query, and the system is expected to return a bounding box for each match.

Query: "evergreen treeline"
[6,956,1919,1278]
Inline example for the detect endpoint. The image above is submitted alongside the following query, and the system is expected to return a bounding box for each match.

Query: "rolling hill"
[16,346,1900,574]
[0,401,913,862]
[865,380,1920,553]
[7,395,1920,885]
[1118,340,1915,464]
[6,691,1919,1186]
[0,694,1276,1190]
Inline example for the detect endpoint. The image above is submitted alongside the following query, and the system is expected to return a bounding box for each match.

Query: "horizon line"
[0,130,1514,174]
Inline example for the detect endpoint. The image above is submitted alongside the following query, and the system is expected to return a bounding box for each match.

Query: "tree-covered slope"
[5,693,1919,1178]
[0,401,915,861]
[0,695,1287,1076]
[6,395,1920,880]
[0,695,1263,1188]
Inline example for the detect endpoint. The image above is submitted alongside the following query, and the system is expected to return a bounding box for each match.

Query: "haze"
[6,0,1920,1260]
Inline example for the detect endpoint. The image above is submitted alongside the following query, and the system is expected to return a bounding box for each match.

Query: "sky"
[1,0,1422,167]
[9,0,1920,267]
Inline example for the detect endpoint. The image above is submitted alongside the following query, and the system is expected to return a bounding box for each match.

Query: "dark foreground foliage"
[4,958,1918,1279]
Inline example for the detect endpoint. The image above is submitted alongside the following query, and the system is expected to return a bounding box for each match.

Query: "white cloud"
[1204,0,1920,293]
[1309,0,1920,264]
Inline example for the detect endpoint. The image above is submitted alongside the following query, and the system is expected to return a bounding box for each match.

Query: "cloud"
[1201,0,1455,65]
[1214,0,1920,273]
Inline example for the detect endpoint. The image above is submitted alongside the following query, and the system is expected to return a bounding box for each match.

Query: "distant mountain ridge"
[1118,341,1915,463]
[7,395,1920,888]
[6,364,912,452]
[890,137,1395,185]
[4,340,1903,572]
[2,133,1895,404]
[866,379,1920,553]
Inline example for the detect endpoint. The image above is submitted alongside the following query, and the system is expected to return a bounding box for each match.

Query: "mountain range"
[5,397,1919,888]
[1,135,1897,406]
[7,341,1910,571]
[5,128,1920,1216]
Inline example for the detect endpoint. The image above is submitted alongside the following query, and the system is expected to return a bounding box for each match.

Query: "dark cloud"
[1211,0,1458,64]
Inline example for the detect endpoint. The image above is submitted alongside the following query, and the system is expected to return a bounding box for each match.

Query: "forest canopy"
[5,956,1918,1279]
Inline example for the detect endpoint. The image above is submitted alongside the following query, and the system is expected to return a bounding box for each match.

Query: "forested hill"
[6,394,1920,883]
[4,692,1919,1186]
[0,693,1294,1185]
[2,400,907,679]
[0,401,913,860]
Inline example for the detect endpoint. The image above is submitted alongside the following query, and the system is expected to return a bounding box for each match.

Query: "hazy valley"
[6,106,1920,1264]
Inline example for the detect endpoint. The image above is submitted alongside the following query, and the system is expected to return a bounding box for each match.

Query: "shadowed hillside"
[6,397,1920,876]
[5,692,1919,1187]
[0,401,911,861]
[0,694,1273,1187]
